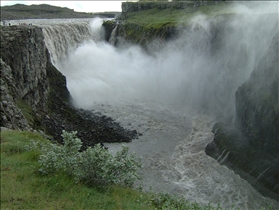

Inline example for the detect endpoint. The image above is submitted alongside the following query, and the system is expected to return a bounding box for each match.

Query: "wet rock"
[2,101,8,107]
[206,32,279,201]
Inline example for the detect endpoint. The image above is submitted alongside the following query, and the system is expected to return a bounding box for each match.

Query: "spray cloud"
[54,2,278,119]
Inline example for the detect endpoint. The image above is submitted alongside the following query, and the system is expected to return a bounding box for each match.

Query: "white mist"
[56,7,277,120]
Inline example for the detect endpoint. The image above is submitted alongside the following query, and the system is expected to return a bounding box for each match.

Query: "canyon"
[0,1,278,208]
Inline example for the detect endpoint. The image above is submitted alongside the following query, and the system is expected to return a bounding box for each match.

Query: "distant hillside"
[0,4,118,20]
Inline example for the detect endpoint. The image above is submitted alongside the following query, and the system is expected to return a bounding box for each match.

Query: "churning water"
[17,2,279,209]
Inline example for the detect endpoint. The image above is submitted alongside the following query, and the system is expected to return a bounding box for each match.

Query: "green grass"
[16,99,43,130]
[16,99,34,125]
[1,131,149,210]
[124,2,239,28]
[115,2,244,45]
[1,130,234,210]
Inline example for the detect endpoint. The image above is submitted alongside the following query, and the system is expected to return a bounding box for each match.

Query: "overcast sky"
[0,1,129,13]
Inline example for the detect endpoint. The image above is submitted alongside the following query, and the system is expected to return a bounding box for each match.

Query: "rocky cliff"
[205,32,279,200]
[1,25,49,130]
[235,32,279,157]
[0,25,137,148]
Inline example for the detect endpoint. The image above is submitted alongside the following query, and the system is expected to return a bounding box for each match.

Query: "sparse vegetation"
[16,99,34,125]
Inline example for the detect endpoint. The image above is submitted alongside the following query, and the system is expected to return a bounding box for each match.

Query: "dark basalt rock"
[206,32,279,201]
[102,20,117,42]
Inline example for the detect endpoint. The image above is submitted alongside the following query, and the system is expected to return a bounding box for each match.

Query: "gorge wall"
[1,25,49,131]
[205,32,279,200]
[0,25,137,148]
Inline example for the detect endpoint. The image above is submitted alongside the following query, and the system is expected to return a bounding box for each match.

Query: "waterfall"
[109,23,118,45]
[219,151,230,165]
[216,149,227,162]
[42,18,105,67]
[39,13,278,121]
[49,15,277,119]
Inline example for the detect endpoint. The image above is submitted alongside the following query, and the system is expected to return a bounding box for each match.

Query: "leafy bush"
[26,131,142,187]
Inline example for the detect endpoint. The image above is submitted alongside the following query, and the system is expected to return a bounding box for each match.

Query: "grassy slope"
[1,130,228,210]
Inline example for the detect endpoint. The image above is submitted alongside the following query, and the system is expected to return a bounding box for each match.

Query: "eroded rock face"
[0,59,30,130]
[1,25,48,130]
[235,32,279,157]
[1,25,49,112]
[206,32,279,201]
[102,20,117,43]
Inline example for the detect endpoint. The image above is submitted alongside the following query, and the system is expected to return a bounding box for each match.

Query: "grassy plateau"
[123,2,243,28]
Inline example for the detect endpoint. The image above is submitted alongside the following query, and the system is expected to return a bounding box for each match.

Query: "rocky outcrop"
[206,32,279,201]
[0,25,138,148]
[103,20,117,43]
[103,20,177,50]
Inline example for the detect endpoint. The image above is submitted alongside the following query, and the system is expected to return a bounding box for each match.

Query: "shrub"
[26,131,142,187]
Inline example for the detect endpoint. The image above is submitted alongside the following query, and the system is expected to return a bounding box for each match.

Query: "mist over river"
[12,2,279,209]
